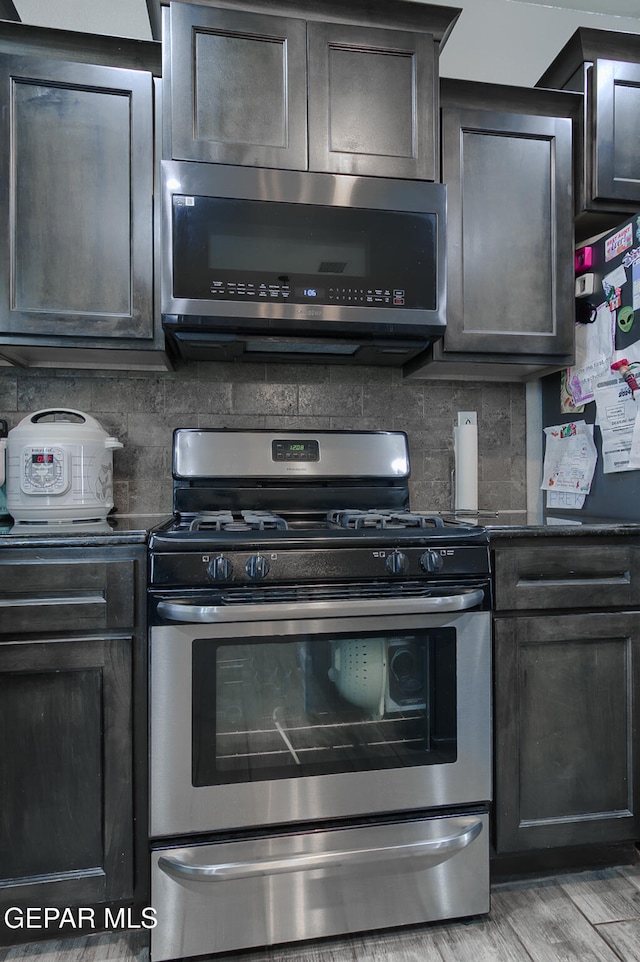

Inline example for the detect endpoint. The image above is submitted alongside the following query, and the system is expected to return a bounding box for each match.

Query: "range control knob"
[208,555,233,581]
[386,550,409,575]
[420,549,444,573]
[245,554,270,580]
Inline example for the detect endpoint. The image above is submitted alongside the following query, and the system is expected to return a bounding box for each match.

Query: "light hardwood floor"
[2,861,640,962]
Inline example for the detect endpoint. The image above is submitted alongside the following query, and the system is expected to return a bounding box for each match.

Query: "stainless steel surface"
[149,608,491,837]
[156,588,485,623]
[148,426,492,956]
[173,428,410,479]
[158,819,482,881]
[150,812,489,960]
[161,159,446,331]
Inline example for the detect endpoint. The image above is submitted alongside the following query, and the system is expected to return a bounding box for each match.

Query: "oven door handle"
[156,588,486,623]
[157,818,483,883]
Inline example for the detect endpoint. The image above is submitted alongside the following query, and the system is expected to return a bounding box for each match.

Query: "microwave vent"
[318,261,347,273]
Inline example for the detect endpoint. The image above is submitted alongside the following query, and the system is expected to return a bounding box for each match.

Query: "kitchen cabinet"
[491,535,640,862]
[537,28,640,242]
[0,22,169,370]
[0,544,148,943]
[164,0,460,180]
[405,80,579,382]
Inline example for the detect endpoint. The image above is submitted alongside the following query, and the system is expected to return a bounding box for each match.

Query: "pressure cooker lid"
[9,409,122,449]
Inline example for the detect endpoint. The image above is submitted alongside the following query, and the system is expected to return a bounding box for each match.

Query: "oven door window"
[192,627,456,786]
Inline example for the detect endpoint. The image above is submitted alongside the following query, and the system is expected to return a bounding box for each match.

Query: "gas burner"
[329,510,446,531]
[189,510,289,532]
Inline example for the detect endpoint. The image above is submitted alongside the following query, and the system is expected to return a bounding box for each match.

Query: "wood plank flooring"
[1,860,640,962]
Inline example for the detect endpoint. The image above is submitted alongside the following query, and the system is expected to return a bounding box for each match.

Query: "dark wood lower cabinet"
[0,544,147,946]
[493,611,640,855]
[0,637,133,904]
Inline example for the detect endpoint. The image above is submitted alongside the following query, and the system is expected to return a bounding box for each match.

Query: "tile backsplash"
[0,361,526,516]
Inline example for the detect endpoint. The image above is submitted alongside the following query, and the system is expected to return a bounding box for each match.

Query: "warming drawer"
[150,812,489,960]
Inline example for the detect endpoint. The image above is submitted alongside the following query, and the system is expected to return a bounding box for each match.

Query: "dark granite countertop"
[440,511,640,538]
[0,514,169,548]
[2,510,639,548]
[478,513,640,541]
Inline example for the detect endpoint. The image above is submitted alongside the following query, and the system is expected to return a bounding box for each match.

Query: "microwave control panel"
[208,280,406,306]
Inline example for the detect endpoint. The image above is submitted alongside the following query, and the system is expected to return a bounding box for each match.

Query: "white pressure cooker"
[6,409,123,522]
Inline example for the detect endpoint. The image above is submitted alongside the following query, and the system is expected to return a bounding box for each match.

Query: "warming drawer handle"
[156,589,486,624]
[157,819,483,883]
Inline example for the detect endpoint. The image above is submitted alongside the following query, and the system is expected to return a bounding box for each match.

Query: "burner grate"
[328,510,446,530]
[189,510,289,532]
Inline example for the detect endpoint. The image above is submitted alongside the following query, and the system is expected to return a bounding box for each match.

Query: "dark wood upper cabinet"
[538,28,640,240]
[169,4,308,169]
[165,0,458,180]
[405,81,578,381]
[592,59,640,206]
[0,56,153,340]
[0,0,19,21]
[0,23,168,370]
[307,22,435,179]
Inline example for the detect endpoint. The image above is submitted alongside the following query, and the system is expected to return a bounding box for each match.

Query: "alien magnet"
[618,306,635,333]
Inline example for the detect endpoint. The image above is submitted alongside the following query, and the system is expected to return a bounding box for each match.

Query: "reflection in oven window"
[191,628,456,786]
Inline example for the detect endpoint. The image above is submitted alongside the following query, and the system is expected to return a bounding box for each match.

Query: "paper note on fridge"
[566,302,616,405]
[541,421,597,493]
[603,264,627,293]
[593,375,639,473]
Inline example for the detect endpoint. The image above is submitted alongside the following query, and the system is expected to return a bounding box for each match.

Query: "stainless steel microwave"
[160,160,447,366]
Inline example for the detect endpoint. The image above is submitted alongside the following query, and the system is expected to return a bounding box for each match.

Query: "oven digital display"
[272,440,319,462]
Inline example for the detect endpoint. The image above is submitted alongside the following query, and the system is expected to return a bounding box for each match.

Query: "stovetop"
[168,508,483,534]
[148,509,490,589]
[149,429,491,588]
[150,509,489,547]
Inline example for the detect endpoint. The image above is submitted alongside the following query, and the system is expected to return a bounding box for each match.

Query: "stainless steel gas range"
[148,429,492,961]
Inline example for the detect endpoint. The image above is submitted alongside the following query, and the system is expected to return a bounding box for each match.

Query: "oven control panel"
[150,544,490,588]
[272,439,319,462]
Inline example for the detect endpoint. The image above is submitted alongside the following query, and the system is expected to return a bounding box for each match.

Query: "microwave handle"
[158,818,483,883]
[156,588,486,624]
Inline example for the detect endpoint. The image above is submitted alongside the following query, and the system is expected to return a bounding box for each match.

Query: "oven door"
[149,593,491,837]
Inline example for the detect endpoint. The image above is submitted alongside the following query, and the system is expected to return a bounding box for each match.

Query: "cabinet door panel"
[308,23,436,180]
[441,107,574,356]
[593,59,640,204]
[0,637,133,903]
[13,83,130,316]
[0,666,103,880]
[494,612,640,853]
[0,56,153,339]
[169,3,307,169]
